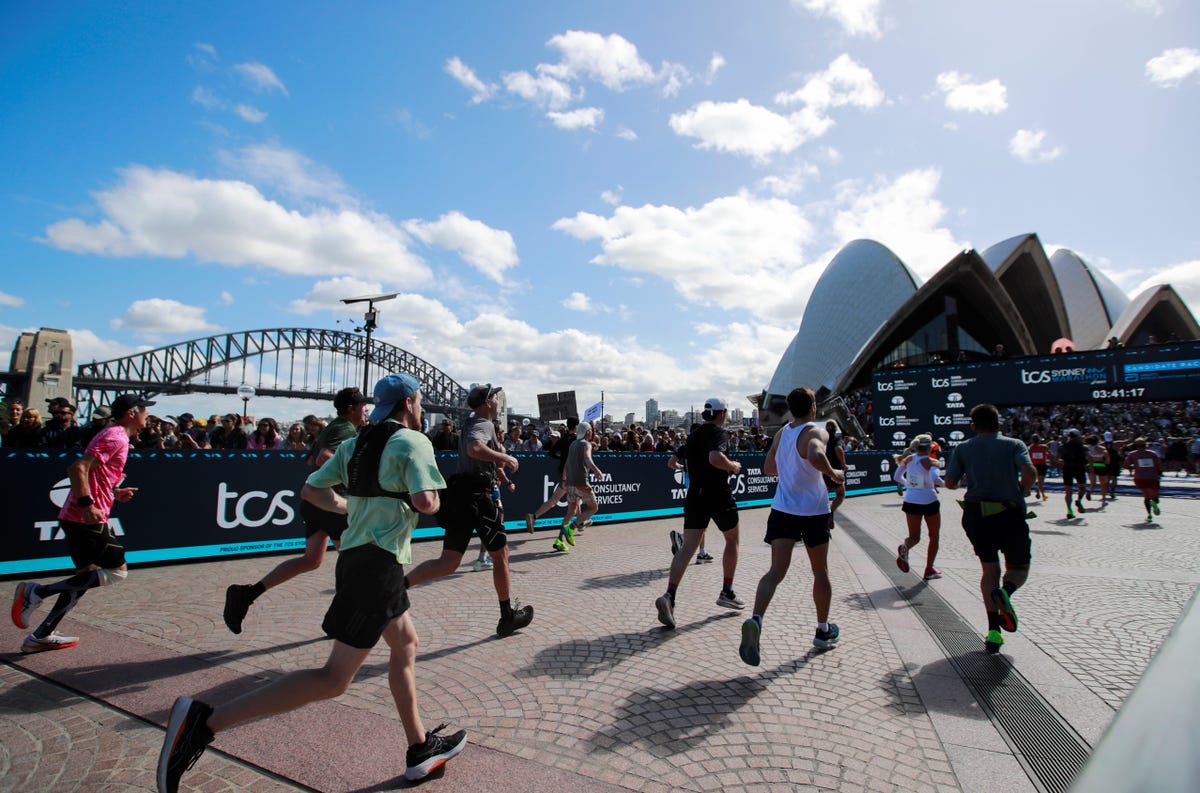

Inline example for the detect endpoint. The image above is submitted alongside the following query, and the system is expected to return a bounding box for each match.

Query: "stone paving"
[2,473,1197,792]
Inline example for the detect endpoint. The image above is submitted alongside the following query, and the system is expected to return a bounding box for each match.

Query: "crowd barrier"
[0,449,899,577]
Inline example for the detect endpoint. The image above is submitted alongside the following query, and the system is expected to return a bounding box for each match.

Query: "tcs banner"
[1,449,897,577]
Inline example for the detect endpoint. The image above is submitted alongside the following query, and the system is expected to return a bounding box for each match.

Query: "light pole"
[237,384,255,419]
[341,292,398,395]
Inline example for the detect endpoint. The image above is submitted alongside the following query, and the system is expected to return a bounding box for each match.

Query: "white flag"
[583,401,602,423]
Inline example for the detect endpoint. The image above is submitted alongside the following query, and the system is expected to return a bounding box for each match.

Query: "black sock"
[1003,582,1017,596]
[666,585,677,605]
[987,612,1002,631]
[500,599,513,618]
[250,582,266,600]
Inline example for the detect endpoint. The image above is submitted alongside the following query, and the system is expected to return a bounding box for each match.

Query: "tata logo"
[876,381,894,392]
[878,416,896,427]
[891,395,905,405]
[950,431,965,441]
[931,377,950,388]
[933,415,953,425]
[892,431,907,441]
[217,482,296,529]
[947,392,963,404]
[1021,369,1052,384]
[879,459,891,473]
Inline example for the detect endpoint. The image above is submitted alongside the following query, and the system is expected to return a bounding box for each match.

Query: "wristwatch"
[76,495,94,508]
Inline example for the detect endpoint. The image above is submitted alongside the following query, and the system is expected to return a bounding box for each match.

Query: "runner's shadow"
[886,652,1014,717]
[516,612,738,680]
[581,569,666,589]
[1129,522,1163,530]
[1031,529,1070,535]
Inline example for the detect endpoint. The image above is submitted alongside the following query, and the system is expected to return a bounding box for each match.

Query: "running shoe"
[896,543,910,573]
[923,568,943,580]
[1025,510,1037,519]
[12,581,42,630]
[655,594,676,629]
[985,629,1004,654]
[991,588,1018,632]
[813,623,840,649]
[472,558,493,572]
[552,538,569,552]
[695,551,715,564]
[157,696,214,793]
[1067,509,1075,520]
[573,518,592,533]
[524,513,536,533]
[669,530,682,555]
[1145,515,1153,523]
[1152,500,1161,516]
[223,584,256,635]
[560,523,576,547]
[716,588,745,610]
[1075,498,1086,513]
[405,724,467,781]
[739,618,761,666]
[21,632,79,654]
[1042,493,1048,501]
[496,603,534,637]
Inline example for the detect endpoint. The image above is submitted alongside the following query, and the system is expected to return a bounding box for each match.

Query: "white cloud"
[187,42,219,71]
[221,143,355,207]
[615,127,638,141]
[1009,129,1065,163]
[402,211,518,282]
[502,70,577,109]
[66,328,143,365]
[759,163,821,197]
[796,0,883,39]
[547,106,604,130]
[1129,0,1163,16]
[561,291,595,311]
[935,71,1008,114]
[220,290,234,305]
[111,298,221,341]
[445,56,498,103]
[708,53,726,82]
[601,187,623,205]
[674,55,881,162]
[1145,48,1200,88]
[233,62,288,95]
[0,291,25,308]
[289,276,384,315]
[1133,261,1200,318]
[42,165,430,285]
[775,54,885,111]
[191,86,223,110]
[391,108,432,141]
[542,30,657,91]
[235,104,266,123]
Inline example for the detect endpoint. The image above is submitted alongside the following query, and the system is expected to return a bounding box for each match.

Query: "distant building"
[624,412,636,426]
[645,398,660,427]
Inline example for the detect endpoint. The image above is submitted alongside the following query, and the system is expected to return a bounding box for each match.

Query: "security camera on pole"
[341,292,399,395]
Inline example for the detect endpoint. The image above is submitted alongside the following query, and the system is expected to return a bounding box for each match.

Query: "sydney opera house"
[758,233,1200,424]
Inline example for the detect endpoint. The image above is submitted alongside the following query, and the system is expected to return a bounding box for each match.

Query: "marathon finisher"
[525,415,580,534]
[552,421,604,552]
[944,403,1037,655]
[655,397,744,630]
[1124,437,1163,523]
[158,372,465,792]
[223,387,370,635]
[404,383,534,637]
[12,394,151,653]
[1057,428,1089,519]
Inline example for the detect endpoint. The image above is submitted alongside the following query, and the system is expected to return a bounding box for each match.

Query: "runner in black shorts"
[655,396,745,629]
[945,403,1037,655]
[12,393,151,654]
[1056,428,1089,520]
[404,383,533,637]
[223,387,369,635]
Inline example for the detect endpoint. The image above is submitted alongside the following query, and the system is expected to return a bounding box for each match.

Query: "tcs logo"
[217,482,296,529]
[876,381,894,392]
[1021,369,1052,384]
[931,377,950,388]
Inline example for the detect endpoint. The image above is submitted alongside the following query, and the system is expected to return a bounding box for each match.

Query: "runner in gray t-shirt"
[552,422,603,552]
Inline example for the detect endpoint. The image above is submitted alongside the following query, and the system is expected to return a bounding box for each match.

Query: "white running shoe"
[22,632,80,654]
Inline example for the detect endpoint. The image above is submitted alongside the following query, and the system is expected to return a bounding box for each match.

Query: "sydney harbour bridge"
[3,327,469,415]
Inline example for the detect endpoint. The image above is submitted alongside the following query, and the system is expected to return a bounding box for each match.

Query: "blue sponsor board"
[0,449,896,577]
[871,341,1200,450]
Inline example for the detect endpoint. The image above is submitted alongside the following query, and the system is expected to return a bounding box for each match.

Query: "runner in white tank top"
[893,435,943,580]
[771,421,831,516]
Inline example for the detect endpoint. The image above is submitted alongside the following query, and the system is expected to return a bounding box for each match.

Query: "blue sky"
[2,1,1198,422]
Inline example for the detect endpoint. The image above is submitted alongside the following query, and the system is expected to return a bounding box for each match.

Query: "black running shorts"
[960,501,1031,565]
[300,499,349,542]
[322,544,409,649]
[1062,465,1087,488]
[1034,464,1047,477]
[438,479,507,555]
[683,488,739,532]
[61,520,126,570]
[902,500,941,517]
[764,509,830,548]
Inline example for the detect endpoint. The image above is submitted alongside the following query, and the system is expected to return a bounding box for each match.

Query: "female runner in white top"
[894,435,943,580]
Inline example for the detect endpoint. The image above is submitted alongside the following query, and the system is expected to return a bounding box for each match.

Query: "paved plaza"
[2,477,1198,792]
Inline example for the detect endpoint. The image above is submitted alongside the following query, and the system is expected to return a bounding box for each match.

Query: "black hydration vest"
[346,421,413,505]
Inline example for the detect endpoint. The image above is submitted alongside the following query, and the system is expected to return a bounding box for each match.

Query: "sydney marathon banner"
[1,449,897,576]
[871,341,1200,451]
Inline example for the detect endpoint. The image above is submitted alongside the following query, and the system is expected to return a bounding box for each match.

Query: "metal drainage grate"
[839,514,1091,793]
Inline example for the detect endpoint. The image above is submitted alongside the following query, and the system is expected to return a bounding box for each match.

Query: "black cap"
[177,412,195,422]
[109,393,155,420]
[46,396,75,410]
[467,383,501,409]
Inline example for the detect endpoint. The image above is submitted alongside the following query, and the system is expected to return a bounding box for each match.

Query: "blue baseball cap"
[369,372,421,423]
